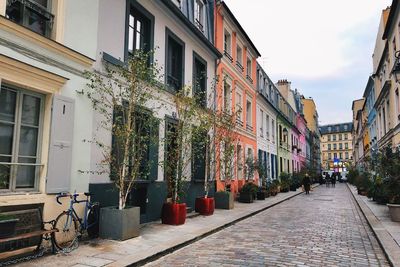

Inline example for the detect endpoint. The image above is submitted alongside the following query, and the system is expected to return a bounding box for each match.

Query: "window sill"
[0,191,41,196]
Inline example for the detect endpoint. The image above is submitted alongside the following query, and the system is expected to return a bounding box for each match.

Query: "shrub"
[240,182,258,194]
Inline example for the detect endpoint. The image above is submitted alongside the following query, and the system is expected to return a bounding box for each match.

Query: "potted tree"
[239,182,258,203]
[279,172,291,193]
[270,179,280,196]
[0,213,19,238]
[83,50,160,240]
[255,160,268,200]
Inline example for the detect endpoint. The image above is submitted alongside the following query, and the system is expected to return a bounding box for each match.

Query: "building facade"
[0,0,98,220]
[214,0,260,194]
[320,123,353,172]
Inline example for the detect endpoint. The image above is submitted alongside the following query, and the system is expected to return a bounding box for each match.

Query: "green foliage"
[83,50,161,210]
[270,179,280,193]
[347,167,359,185]
[375,146,400,204]
[279,172,291,191]
[239,182,258,194]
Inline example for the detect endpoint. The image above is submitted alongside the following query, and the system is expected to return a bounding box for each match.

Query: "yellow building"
[319,123,353,171]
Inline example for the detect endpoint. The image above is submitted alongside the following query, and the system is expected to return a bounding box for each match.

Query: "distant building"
[319,123,353,172]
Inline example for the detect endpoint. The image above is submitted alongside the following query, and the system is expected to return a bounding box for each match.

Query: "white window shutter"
[46,95,75,194]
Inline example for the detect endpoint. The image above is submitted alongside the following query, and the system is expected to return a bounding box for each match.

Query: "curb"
[346,183,400,267]
[127,184,318,267]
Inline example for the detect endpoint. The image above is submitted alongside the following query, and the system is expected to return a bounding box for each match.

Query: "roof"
[383,1,398,39]
[319,122,353,135]
[218,1,261,57]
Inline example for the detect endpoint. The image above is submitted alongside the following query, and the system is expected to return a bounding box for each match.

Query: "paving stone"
[145,184,390,266]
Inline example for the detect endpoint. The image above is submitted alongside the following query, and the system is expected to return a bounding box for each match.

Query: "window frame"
[125,0,155,61]
[165,27,185,93]
[192,51,207,108]
[0,84,45,193]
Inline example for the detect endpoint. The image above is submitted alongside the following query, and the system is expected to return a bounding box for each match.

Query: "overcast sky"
[224,0,392,125]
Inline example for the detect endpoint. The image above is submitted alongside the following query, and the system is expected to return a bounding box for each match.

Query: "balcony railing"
[246,74,253,83]
[6,0,54,37]
[224,50,233,62]
[246,124,253,131]
[195,19,204,33]
[167,75,182,92]
[236,61,244,72]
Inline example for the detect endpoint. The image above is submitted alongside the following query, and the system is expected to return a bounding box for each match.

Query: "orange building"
[214,1,261,194]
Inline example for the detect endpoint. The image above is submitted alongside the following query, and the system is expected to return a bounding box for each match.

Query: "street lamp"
[392,51,400,82]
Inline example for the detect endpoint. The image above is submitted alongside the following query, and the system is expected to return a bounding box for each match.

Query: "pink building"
[296,114,308,170]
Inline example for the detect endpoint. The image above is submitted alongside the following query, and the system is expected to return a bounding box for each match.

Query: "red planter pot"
[161,202,187,225]
[195,197,215,216]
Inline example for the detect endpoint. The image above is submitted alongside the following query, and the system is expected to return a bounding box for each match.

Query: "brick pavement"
[146,184,390,267]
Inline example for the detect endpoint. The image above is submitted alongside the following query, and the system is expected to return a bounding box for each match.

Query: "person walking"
[303,173,311,195]
[325,172,331,188]
[331,173,336,188]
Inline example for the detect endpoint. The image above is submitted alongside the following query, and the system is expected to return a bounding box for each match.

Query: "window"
[328,144,331,150]
[194,0,204,32]
[345,143,348,149]
[128,6,152,53]
[345,152,349,159]
[266,115,270,140]
[328,153,332,160]
[236,45,243,71]
[223,80,232,113]
[344,133,348,140]
[339,143,343,150]
[224,30,232,59]
[339,134,342,141]
[0,85,44,192]
[246,99,252,129]
[245,148,253,180]
[328,135,331,141]
[192,128,207,181]
[333,143,337,150]
[271,119,275,142]
[259,109,264,137]
[235,92,242,122]
[246,57,252,82]
[193,53,207,108]
[339,152,343,159]
[332,134,336,141]
[237,144,243,179]
[166,30,184,92]
[334,153,337,159]
[6,0,54,37]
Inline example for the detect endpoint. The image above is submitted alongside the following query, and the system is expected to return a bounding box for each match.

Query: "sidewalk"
[19,186,313,267]
[347,184,400,267]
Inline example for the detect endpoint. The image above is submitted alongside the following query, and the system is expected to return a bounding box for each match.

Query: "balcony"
[236,119,243,127]
[194,19,204,33]
[236,61,244,72]
[6,0,54,38]
[224,50,233,62]
[246,124,253,132]
[246,74,253,83]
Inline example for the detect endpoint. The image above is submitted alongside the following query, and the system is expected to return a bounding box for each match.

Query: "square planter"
[161,203,187,225]
[195,197,215,216]
[387,204,400,222]
[99,206,140,241]
[0,218,19,238]
[215,191,234,209]
[239,192,254,203]
[256,191,266,200]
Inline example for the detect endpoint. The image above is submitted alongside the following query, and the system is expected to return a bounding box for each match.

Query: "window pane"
[19,126,38,157]
[0,88,17,122]
[136,20,141,33]
[16,157,36,188]
[0,123,14,155]
[129,15,134,27]
[0,156,11,189]
[21,95,41,126]
[136,32,141,50]
[32,0,48,8]
[27,9,47,36]
[128,27,134,52]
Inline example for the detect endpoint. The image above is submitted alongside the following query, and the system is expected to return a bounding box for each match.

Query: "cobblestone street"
[146,184,389,267]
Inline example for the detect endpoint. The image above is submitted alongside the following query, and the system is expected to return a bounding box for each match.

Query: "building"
[256,63,279,181]
[320,123,353,172]
[214,0,261,194]
[89,0,221,223]
[352,99,365,166]
[0,1,98,221]
[301,96,322,174]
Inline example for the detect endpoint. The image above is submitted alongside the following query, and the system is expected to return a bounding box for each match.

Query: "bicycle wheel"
[53,211,79,250]
[87,204,99,238]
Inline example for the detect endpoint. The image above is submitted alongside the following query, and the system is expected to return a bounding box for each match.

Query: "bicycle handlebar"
[56,192,93,205]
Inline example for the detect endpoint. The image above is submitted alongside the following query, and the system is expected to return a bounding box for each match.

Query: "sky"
[224,0,392,125]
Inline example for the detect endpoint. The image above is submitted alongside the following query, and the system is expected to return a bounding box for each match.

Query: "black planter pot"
[0,218,19,238]
[281,187,289,193]
[256,191,266,200]
[215,191,234,209]
[239,192,254,203]
[289,185,297,191]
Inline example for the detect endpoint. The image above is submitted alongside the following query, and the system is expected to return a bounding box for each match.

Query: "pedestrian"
[331,173,336,188]
[325,172,331,188]
[303,173,311,195]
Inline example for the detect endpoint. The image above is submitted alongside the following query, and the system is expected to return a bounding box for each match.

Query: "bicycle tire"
[53,211,79,250]
[87,203,99,238]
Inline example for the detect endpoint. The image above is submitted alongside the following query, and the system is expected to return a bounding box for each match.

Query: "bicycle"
[53,192,99,250]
